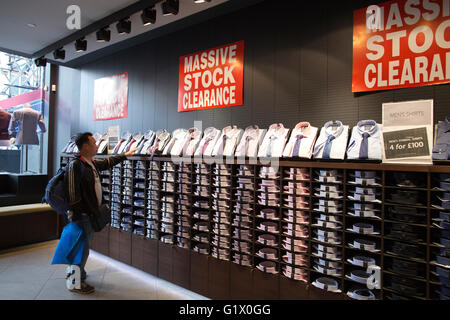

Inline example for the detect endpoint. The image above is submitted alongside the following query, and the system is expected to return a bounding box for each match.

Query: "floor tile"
[0,240,207,300]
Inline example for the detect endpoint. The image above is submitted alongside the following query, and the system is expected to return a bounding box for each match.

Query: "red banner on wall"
[353,0,450,92]
[178,41,244,112]
[93,72,128,121]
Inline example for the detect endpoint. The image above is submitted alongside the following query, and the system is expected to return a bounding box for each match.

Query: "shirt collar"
[294,122,312,137]
[156,130,170,141]
[222,125,240,138]
[268,123,287,137]
[204,127,218,140]
[187,127,201,139]
[324,121,344,138]
[357,120,378,136]
[144,130,155,139]
[244,125,260,139]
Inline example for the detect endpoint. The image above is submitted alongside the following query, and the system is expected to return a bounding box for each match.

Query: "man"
[65,132,137,294]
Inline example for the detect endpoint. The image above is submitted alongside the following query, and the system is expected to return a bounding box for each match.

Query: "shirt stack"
[176,163,192,249]
[311,169,344,290]
[162,162,176,193]
[111,165,122,229]
[385,172,427,299]
[281,167,310,283]
[192,164,211,255]
[255,166,281,275]
[195,164,211,197]
[345,170,381,300]
[211,164,232,261]
[192,199,210,255]
[133,161,147,236]
[146,161,160,240]
[432,173,450,300]
[120,160,133,232]
[233,165,255,267]
[160,194,175,245]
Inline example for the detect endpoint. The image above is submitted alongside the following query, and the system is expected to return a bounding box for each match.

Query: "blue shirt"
[433,117,450,160]
[346,120,383,160]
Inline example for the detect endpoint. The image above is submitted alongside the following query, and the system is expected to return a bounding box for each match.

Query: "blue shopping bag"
[51,222,85,265]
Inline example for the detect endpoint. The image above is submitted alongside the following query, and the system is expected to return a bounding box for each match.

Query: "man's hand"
[124,147,139,157]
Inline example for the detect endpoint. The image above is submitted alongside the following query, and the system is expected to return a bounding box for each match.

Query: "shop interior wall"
[53,0,450,173]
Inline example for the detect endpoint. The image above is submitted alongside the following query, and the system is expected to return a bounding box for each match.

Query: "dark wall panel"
[59,0,450,145]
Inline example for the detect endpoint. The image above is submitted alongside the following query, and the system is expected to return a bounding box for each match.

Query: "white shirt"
[313,121,349,160]
[283,122,318,158]
[257,123,290,158]
[182,127,202,156]
[163,129,188,156]
[129,133,144,150]
[150,129,171,154]
[235,125,266,157]
[212,126,243,157]
[84,158,102,207]
[117,132,132,154]
[195,127,221,157]
[346,120,383,160]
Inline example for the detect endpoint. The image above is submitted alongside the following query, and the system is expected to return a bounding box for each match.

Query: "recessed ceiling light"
[27,23,37,28]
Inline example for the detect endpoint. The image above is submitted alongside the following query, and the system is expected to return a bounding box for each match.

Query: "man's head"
[75,132,97,157]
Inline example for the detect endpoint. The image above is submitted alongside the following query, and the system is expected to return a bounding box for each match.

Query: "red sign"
[93,72,128,121]
[178,41,244,112]
[353,0,450,92]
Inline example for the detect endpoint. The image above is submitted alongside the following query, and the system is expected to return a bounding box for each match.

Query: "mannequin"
[0,109,11,146]
[8,103,46,173]
[8,103,46,145]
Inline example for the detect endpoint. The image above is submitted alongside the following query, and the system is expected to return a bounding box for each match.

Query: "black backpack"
[42,162,72,215]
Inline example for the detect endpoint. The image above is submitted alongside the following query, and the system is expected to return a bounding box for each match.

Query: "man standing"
[65,132,137,294]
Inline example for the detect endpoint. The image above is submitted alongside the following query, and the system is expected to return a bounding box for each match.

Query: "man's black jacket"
[64,154,127,221]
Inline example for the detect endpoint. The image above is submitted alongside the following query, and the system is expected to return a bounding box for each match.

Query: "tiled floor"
[0,240,208,300]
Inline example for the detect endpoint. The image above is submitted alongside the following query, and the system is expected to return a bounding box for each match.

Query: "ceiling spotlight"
[141,7,156,26]
[34,56,47,67]
[194,0,211,3]
[116,18,131,34]
[75,38,87,52]
[53,48,65,60]
[162,0,179,16]
[96,27,111,42]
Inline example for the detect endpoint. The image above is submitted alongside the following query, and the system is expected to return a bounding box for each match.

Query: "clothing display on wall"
[61,151,450,300]
[8,106,46,145]
[346,120,382,160]
[313,121,349,160]
[235,125,266,158]
[212,125,243,157]
[257,123,289,158]
[282,122,318,159]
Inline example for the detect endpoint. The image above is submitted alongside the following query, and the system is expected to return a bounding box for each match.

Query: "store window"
[0,51,47,174]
